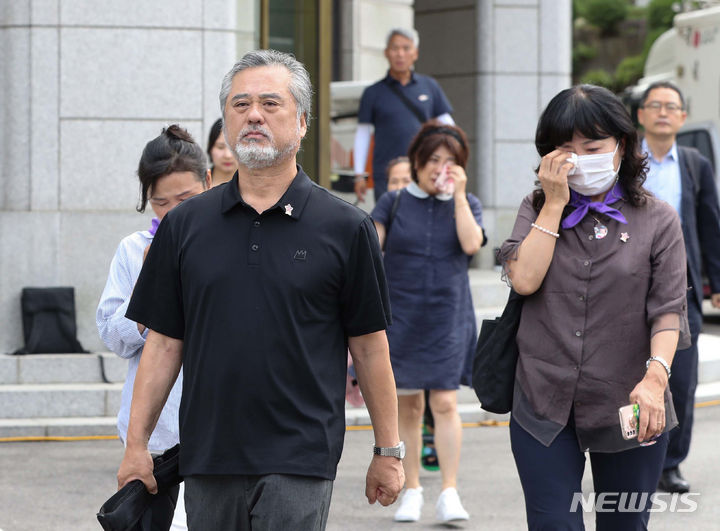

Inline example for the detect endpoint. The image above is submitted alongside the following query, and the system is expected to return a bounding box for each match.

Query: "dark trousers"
[510,417,668,531]
[184,473,333,531]
[132,484,179,531]
[665,301,702,470]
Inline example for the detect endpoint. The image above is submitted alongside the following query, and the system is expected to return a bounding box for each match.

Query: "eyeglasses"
[642,101,683,112]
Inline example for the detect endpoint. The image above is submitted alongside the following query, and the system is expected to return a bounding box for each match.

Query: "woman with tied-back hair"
[499,84,690,530]
[372,122,486,524]
[206,118,238,187]
[96,125,210,531]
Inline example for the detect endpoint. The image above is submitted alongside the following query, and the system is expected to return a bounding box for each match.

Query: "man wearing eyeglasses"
[638,81,720,494]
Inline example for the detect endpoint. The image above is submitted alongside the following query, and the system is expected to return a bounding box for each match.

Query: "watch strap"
[646,356,671,378]
[373,441,404,458]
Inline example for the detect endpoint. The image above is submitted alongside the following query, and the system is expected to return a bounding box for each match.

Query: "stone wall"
[0,0,251,352]
[338,0,414,81]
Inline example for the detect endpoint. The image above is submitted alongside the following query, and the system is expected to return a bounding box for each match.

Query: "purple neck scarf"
[561,182,628,229]
[148,217,160,236]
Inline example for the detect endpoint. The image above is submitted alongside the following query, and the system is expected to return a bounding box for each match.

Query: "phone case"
[618,404,639,440]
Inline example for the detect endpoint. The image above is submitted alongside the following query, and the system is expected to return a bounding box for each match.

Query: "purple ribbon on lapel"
[561,182,628,229]
[148,217,160,236]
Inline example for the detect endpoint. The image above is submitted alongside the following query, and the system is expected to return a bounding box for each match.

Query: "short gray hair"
[219,49,313,126]
[386,28,419,48]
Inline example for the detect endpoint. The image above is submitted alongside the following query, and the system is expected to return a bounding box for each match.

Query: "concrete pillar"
[415,0,571,267]
[345,0,414,81]
[0,0,253,352]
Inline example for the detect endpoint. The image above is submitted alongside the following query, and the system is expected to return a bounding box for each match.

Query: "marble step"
[0,382,122,419]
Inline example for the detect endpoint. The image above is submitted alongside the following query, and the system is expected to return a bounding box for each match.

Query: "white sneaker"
[394,486,424,522]
[436,487,469,522]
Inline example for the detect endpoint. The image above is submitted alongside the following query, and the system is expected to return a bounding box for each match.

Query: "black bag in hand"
[14,287,86,354]
[472,290,523,414]
[97,445,181,531]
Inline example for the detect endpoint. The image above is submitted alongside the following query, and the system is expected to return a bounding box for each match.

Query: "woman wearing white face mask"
[498,85,690,531]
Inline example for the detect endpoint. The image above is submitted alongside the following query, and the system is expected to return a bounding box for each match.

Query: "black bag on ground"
[472,289,524,414]
[14,287,86,354]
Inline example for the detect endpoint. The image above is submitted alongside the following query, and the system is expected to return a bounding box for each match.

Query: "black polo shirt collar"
[383,70,417,86]
[220,165,313,220]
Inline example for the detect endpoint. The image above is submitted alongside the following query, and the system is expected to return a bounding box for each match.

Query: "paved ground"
[1,405,718,531]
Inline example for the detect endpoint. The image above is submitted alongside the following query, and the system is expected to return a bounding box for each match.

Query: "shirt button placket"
[426,204,433,256]
[249,218,261,265]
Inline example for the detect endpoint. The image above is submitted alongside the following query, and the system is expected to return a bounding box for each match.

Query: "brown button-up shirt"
[500,193,690,452]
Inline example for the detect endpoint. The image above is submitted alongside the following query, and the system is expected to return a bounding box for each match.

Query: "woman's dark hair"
[407,122,469,182]
[533,84,647,211]
[137,124,208,213]
[206,118,224,171]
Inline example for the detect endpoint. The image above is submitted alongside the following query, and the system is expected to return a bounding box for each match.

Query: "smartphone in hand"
[619,403,658,446]
[618,404,639,440]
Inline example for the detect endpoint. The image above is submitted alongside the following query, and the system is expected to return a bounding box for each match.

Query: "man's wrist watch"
[373,441,405,459]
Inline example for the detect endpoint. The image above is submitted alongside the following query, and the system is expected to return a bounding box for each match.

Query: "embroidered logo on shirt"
[418,94,429,102]
[293,249,307,261]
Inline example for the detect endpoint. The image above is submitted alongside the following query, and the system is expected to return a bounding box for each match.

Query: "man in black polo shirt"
[353,27,454,202]
[117,49,405,530]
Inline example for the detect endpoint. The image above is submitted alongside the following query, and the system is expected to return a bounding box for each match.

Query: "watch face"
[397,441,406,459]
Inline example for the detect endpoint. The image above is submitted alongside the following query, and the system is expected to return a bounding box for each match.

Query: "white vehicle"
[328,81,371,196]
[626,4,720,171]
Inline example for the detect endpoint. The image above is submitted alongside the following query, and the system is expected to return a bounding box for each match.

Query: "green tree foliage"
[647,0,676,30]
[580,69,615,90]
[572,42,597,71]
[615,55,645,89]
[584,0,629,35]
[572,0,585,19]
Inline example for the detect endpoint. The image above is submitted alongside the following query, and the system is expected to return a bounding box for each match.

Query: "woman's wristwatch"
[646,356,671,378]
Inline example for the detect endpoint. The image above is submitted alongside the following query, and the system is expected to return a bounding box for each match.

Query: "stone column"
[415,0,571,267]
[0,0,254,352]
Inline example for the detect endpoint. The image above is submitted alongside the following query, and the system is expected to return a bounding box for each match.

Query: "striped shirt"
[96,229,182,452]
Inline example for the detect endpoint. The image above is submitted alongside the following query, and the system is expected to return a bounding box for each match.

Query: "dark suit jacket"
[677,146,720,314]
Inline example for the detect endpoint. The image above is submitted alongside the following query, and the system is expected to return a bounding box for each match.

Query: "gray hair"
[219,49,313,126]
[386,27,419,48]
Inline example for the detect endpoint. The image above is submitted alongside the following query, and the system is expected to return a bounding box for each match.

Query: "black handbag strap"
[386,82,426,125]
[382,189,404,251]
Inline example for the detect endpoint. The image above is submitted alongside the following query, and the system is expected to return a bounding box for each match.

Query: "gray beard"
[234,129,300,170]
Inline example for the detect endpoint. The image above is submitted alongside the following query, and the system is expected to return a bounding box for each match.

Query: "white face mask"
[566,142,620,196]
